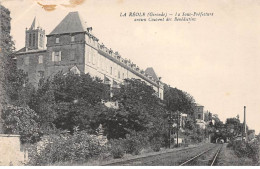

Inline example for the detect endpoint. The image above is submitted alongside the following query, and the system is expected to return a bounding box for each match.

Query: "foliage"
[186,126,205,143]
[29,72,110,133]
[53,102,105,133]
[164,85,195,115]
[1,32,16,107]
[51,71,110,104]
[29,80,57,135]
[1,105,40,143]
[29,131,107,165]
[109,139,125,159]
[113,79,159,105]
[229,140,259,164]
[4,68,35,106]
[150,137,163,152]
[123,132,148,155]
[109,131,150,158]
[97,79,168,142]
[225,118,243,140]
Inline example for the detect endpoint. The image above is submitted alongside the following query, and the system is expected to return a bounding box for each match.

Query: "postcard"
[0,0,259,166]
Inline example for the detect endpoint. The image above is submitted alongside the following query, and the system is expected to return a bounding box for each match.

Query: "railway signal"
[168,111,181,148]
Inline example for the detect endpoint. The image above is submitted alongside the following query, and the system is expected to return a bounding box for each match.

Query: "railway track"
[210,144,223,166]
[102,143,216,166]
[179,144,223,166]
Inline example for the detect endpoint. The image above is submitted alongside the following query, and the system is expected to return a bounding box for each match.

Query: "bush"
[123,134,143,155]
[28,131,107,165]
[150,137,162,152]
[229,140,259,164]
[246,140,259,163]
[109,132,150,158]
[1,105,40,143]
[110,139,125,159]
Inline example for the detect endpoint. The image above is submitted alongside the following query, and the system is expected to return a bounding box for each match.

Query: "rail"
[179,144,223,166]
[102,145,200,166]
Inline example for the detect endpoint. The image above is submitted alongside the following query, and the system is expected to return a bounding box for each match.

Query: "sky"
[1,0,260,133]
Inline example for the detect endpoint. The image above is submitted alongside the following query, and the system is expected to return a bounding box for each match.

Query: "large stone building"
[15,12,164,99]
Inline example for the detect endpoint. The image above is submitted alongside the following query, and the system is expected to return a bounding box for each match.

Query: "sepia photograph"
[0,0,260,166]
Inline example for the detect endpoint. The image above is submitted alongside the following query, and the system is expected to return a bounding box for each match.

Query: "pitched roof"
[16,47,46,54]
[195,103,204,107]
[49,11,87,35]
[145,67,159,81]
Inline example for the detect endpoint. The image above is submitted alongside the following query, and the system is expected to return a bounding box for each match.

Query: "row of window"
[86,49,128,80]
[23,50,76,65]
[54,35,97,47]
[87,48,147,81]
[51,50,76,62]
[55,36,75,44]
[109,66,125,79]
[24,55,43,65]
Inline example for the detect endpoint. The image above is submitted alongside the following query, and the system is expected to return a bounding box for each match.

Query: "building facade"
[194,103,206,129]
[15,12,164,99]
[194,103,204,120]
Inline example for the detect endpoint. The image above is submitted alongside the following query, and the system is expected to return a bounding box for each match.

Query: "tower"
[25,17,45,50]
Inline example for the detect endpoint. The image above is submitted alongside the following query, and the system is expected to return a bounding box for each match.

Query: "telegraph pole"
[243,106,247,142]
[168,111,173,148]
[177,111,179,147]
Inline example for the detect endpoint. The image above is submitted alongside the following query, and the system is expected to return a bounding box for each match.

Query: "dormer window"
[109,49,113,55]
[71,36,75,42]
[55,37,59,43]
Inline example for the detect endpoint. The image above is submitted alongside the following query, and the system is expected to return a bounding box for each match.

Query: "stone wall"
[0,134,28,165]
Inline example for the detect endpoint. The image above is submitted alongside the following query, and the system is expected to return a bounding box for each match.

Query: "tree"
[98,78,168,142]
[1,105,40,143]
[225,118,243,140]
[4,69,35,106]
[163,85,195,115]
[1,25,16,131]
[29,71,110,133]
[51,71,110,104]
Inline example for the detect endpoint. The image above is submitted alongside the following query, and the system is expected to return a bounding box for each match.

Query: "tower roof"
[145,67,159,81]
[49,11,87,35]
[30,16,40,30]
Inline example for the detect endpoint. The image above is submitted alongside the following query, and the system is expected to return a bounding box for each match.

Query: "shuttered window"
[52,51,61,62]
